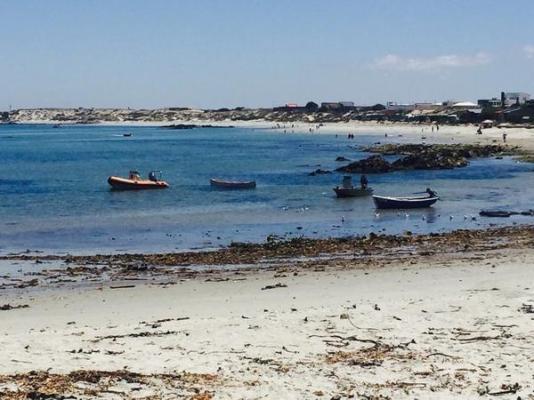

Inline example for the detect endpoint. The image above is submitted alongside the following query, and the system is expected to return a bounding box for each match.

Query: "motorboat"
[210,178,256,189]
[108,170,169,190]
[333,176,373,198]
[334,186,373,198]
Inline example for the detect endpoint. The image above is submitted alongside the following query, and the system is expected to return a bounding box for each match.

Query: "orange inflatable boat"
[108,171,169,190]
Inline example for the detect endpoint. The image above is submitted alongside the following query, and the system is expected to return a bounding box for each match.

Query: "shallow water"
[1,123,533,255]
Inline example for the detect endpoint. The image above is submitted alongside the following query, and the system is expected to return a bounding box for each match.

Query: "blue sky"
[1,0,533,109]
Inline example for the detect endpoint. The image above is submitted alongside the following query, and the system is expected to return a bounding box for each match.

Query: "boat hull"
[373,195,438,209]
[210,179,256,189]
[108,176,169,190]
[333,187,373,198]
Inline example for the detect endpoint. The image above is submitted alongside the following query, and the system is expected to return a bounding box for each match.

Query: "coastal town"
[2,91,533,127]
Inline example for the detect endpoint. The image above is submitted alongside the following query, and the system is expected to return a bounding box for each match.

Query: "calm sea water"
[0,123,533,255]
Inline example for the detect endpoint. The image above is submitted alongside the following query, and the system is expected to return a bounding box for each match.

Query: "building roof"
[452,101,478,107]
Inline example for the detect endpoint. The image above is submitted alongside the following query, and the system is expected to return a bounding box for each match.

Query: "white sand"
[1,249,533,398]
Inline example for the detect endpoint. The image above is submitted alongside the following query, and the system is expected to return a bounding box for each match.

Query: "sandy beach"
[1,227,533,399]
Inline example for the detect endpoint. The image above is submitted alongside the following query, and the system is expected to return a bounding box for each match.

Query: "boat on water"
[108,170,169,190]
[333,176,373,198]
[210,178,256,189]
[334,187,373,198]
[373,189,439,209]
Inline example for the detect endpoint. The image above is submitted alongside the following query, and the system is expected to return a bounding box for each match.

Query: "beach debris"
[487,382,521,396]
[0,303,29,311]
[0,370,219,400]
[109,284,136,289]
[519,303,533,313]
[93,330,178,342]
[261,283,287,290]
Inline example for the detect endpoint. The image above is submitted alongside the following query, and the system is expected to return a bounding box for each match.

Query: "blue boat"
[373,189,439,209]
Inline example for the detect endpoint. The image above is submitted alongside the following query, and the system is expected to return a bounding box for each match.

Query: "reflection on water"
[0,123,533,254]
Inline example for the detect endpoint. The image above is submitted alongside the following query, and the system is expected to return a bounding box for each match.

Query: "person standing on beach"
[503,132,507,143]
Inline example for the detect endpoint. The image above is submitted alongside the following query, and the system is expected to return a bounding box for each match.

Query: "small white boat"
[210,178,256,189]
[373,189,439,209]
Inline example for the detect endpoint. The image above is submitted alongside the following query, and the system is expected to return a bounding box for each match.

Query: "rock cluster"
[337,144,516,173]
[336,155,392,173]
[364,143,515,158]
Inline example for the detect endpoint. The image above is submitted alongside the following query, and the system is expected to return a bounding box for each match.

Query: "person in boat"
[148,171,158,182]
[129,170,141,181]
[426,188,437,198]
[360,175,368,189]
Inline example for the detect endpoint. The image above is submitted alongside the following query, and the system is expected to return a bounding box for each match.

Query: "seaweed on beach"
[2,225,534,291]
[0,370,219,400]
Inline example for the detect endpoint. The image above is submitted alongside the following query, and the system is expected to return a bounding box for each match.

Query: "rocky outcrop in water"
[336,155,392,173]
[364,143,515,158]
[309,168,332,176]
[337,144,517,173]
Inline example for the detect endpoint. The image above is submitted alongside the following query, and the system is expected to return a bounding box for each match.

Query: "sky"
[1,0,533,109]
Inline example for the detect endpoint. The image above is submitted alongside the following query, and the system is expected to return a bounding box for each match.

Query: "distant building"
[477,98,502,108]
[320,102,343,110]
[273,103,305,112]
[452,101,479,109]
[503,92,530,107]
[414,102,442,111]
[339,101,355,108]
[386,102,415,112]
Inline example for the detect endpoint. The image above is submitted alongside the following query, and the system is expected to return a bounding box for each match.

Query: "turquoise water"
[1,123,533,255]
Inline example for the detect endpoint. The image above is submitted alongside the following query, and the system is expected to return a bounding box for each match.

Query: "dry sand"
[1,246,533,399]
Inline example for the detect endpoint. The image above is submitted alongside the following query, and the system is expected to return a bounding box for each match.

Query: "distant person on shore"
[436,124,440,131]
[360,175,368,189]
[476,126,482,135]
[503,132,507,143]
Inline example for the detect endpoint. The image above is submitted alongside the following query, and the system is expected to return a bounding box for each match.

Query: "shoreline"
[2,224,533,291]
[5,118,534,151]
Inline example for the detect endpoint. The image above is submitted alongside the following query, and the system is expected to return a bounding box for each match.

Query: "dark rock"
[309,168,332,176]
[335,156,351,162]
[392,153,468,170]
[336,155,392,173]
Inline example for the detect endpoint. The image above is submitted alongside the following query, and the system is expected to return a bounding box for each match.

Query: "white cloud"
[524,45,534,59]
[372,52,491,71]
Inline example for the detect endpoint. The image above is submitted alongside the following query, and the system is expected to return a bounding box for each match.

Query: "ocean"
[0,123,532,255]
